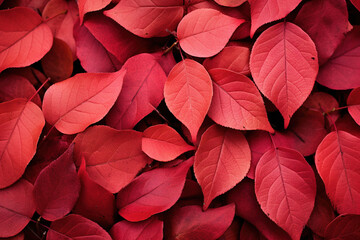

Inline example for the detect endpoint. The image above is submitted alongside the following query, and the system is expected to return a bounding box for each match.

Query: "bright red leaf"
[324,214,360,239]
[0,99,45,189]
[177,8,244,57]
[213,0,246,7]
[78,0,111,24]
[347,87,360,126]
[42,69,125,134]
[116,158,193,222]
[315,130,360,215]
[0,179,35,238]
[250,22,318,128]
[255,147,316,240]
[164,59,213,143]
[194,124,250,210]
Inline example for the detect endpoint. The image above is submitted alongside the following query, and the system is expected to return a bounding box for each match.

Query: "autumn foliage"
[1,0,360,239]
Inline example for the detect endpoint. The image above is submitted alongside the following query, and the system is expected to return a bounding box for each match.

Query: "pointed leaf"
[0,99,45,188]
[207,69,273,132]
[142,124,195,162]
[42,69,125,134]
[255,147,316,240]
[74,125,150,193]
[194,124,251,210]
[250,22,318,128]
[324,214,360,240]
[0,179,35,238]
[164,59,213,143]
[177,9,244,57]
[116,158,193,222]
[0,7,53,72]
[315,130,360,215]
[347,87,360,126]
[78,0,111,24]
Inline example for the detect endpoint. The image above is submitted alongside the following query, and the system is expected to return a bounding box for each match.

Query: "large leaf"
[207,68,273,132]
[106,54,167,130]
[347,87,360,126]
[104,0,184,38]
[74,125,150,193]
[315,130,360,215]
[0,7,53,72]
[177,9,244,57]
[250,22,318,128]
[255,147,316,240]
[42,69,125,134]
[324,214,360,239]
[78,0,111,24]
[0,179,36,238]
[116,158,193,222]
[164,59,213,143]
[0,99,45,188]
[194,124,251,210]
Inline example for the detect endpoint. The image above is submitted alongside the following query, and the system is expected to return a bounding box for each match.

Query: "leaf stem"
[28,77,50,102]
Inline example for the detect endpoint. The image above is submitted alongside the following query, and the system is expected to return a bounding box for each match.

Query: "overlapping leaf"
[324,214,360,239]
[78,0,111,24]
[347,87,360,126]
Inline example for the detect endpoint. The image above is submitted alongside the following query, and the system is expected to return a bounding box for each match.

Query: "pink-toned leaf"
[255,147,316,240]
[0,7,53,72]
[164,204,235,240]
[239,221,267,240]
[0,99,45,188]
[324,214,360,240]
[347,87,360,126]
[294,0,348,65]
[336,114,360,139]
[164,59,213,143]
[46,214,111,240]
[177,9,244,57]
[316,26,360,90]
[33,144,80,221]
[142,124,195,162]
[74,125,150,193]
[104,0,184,38]
[213,0,246,7]
[207,69,273,132]
[110,217,163,240]
[315,130,360,215]
[151,51,177,76]
[248,0,301,37]
[72,158,115,229]
[106,53,167,130]
[116,158,193,222]
[0,179,35,238]
[42,69,125,134]
[78,0,111,24]
[194,124,250,210]
[250,22,318,128]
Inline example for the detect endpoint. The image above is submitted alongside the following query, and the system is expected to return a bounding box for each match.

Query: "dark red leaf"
[324,214,360,240]
[213,0,246,7]
[347,87,360,126]
[239,221,267,240]
[350,0,360,11]
[78,0,111,24]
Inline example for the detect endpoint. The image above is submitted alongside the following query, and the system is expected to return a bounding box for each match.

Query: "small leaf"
[324,214,360,239]
[78,0,111,24]
[213,0,246,7]
[347,87,360,126]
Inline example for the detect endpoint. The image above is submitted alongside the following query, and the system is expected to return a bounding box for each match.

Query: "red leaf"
[194,124,250,210]
[72,158,115,229]
[74,125,150,193]
[165,204,235,240]
[42,69,125,134]
[255,147,316,240]
[213,0,246,7]
[78,0,111,24]
[316,26,360,90]
[315,130,360,215]
[248,0,301,37]
[177,9,244,57]
[350,0,360,11]
[218,218,241,240]
[164,59,213,143]
[46,214,111,240]
[0,99,45,188]
[336,114,360,139]
[250,22,318,128]
[324,214,360,239]
[106,53,167,130]
[110,217,163,240]
[0,179,35,238]
[294,0,348,65]
[347,87,360,126]
[0,7,53,72]
[104,0,184,38]
[33,144,80,221]
[142,124,195,162]
[116,158,193,222]
[239,221,267,240]
[207,69,273,132]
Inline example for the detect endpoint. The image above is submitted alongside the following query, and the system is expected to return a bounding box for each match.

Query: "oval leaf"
[315,130,360,215]
[194,124,251,210]
[347,87,360,126]
[164,59,213,143]
[324,214,360,240]
[177,9,244,57]
[0,99,45,188]
[42,69,125,134]
[213,0,246,7]
[250,22,318,128]
[78,0,111,24]
[255,147,316,240]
